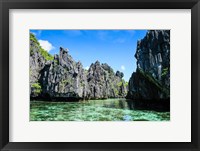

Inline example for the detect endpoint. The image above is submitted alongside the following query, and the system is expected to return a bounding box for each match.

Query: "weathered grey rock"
[30,33,128,101]
[87,61,127,99]
[30,34,48,97]
[39,47,90,100]
[116,71,124,78]
[127,30,170,100]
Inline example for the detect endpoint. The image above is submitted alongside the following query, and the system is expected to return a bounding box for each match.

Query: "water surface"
[30,98,170,121]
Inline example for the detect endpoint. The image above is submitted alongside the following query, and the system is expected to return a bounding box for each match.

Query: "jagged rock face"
[38,50,127,100]
[30,33,127,100]
[30,38,46,83]
[30,35,47,97]
[116,71,124,78]
[127,30,170,100]
[87,61,127,99]
[39,48,90,100]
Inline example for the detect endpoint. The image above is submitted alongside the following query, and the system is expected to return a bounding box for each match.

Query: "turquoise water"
[30,99,170,121]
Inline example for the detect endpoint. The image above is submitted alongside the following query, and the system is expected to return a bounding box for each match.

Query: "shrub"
[30,33,40,45]
[31,82,42,96]
[111,84,119,96]
[114,88,119,95]
[39,47,54,61]
[117,81,123,87]
[30,33,54,61]
[161,67,169,77]
[30,48,34,56]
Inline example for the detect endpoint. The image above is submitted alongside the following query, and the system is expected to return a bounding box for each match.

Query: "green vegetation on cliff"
[30,34,128,100]
[161,67,169,77]
[138,68,169,97]
[30,33,40,45]
[38,48,54,61]
[30,33,54,61]
[31,82,42,96]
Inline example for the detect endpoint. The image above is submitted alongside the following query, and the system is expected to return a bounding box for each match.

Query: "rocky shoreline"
[126,30,170,101]
[30,33,128,101]
[30,30,170,111]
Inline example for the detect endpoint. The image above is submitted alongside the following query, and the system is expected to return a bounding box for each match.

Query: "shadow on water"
[92,98,170,112]
[126,99,170,112]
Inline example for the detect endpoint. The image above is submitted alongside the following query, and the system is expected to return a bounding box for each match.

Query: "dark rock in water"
[30,33,128,101]
[126,99,170,112]
[126,30,170,101]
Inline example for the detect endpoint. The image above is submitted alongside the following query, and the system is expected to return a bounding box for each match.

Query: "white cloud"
[121,65,125,71]
[85,66,89,70]
[38,40,55,52]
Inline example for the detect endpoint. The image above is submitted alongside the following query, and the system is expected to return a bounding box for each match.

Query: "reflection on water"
[30,98,170,121]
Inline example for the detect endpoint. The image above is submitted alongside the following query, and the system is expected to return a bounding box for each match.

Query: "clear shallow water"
[30,99,170,121]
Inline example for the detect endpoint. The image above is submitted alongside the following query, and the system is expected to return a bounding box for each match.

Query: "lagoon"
[30,98,170,121]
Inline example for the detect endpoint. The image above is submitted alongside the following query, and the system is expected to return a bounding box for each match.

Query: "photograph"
[30,29,170,121]
[1,0,199,150]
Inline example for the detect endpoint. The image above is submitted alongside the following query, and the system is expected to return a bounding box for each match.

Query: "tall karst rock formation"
[126,30,170,100]
[29,33,127,101]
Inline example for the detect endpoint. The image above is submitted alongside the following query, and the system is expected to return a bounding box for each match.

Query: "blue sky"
[30,29,147,81]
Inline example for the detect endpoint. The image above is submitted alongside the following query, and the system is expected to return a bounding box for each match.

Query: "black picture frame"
[0,0,199,150]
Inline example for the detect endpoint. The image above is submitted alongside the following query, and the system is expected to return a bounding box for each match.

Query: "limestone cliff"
[126,30,170,100]
[87,61,127,99]
[30,33,53,97]
[30,33,127,101]
[38,47,90,101]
